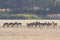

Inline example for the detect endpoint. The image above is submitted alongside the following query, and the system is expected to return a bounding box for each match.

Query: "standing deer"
[52,21,57,27]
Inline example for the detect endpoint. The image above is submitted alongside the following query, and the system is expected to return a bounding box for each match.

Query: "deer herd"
[3,21,57,28]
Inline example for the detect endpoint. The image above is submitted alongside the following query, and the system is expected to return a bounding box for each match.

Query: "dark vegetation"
[0,0,60,14]
[0,0,60,19]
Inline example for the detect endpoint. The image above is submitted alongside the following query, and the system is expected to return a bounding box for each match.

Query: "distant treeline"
[0,0,60,14]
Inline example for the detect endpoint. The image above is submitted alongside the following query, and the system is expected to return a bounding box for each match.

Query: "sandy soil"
[0,27,60,40]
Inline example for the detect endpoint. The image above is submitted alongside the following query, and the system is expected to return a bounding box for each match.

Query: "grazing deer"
[3,23,9,27]
[3,22,22,27]
[12,22,17,27]
[26,23,34,27]
[9,22,22,27]
[40,22,47,27]
[14,22,22,27]
[47,22,52,27]
[8,23,14,27]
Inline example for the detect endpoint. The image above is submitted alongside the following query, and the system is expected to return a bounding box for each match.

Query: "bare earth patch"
[0,27,60,40]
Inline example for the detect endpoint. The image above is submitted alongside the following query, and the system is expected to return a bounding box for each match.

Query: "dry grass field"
[0,20,60,40]
[0,27,60,40]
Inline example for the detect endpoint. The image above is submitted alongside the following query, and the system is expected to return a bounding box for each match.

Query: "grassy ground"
[0,13,41,19]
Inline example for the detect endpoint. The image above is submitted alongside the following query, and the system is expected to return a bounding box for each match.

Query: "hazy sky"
[56,0,60,1]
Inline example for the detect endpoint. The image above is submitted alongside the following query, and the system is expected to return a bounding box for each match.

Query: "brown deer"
[12,22,22,27]
[52,21,57,27]
[3,22,22,27]
[47,22,52,27]
[3,23,9,27]
[26,23,34,27]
